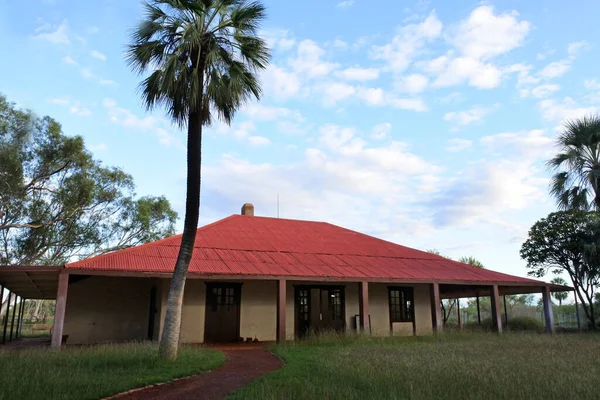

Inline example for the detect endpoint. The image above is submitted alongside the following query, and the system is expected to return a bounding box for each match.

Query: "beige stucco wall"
[368,283,433,336]
[64,277,433,344]
[160,279,279,343]
[63,276,156,344]
[240,281,277,341]
[179,279,206,343]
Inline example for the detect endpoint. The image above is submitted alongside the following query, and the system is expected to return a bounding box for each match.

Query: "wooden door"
[204,283,241,343]
[295,286,345,337]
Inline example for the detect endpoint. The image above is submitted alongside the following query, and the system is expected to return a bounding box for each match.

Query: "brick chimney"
[241,203,254,216]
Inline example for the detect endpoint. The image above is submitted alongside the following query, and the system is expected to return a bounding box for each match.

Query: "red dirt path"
[109,347,283,400]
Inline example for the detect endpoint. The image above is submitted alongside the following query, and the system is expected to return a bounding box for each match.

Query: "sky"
[1,0,599,283]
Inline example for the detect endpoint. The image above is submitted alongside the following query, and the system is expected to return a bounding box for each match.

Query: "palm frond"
[547,113,600,210]
[126,0,270,129]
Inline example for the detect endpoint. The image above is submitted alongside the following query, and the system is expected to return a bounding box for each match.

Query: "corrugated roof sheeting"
[66,215,542,285]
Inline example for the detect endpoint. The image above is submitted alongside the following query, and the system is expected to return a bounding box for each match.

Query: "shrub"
[465,316,543,332]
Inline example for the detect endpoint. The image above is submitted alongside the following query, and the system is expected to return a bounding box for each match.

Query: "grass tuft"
[0,342,224,400]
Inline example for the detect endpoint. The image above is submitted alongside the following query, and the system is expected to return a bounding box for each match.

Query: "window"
[388,287,414,322]
[210,286,236,311]
[328,289,343,320]
[298,289,309,322]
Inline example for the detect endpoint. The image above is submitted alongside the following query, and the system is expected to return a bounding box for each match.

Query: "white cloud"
[332,39,348,49]
[447,6,531,60]
[444,106,493,128]
[63,56,78,65]
[371,11,442,73]
[243,103,302,121]
[445,138,472,152]
[388,97,427,111]
[103,98,156,129]
[277,121,305,135]
[49,97,92,117]
[248,136,271,146]
[99,79,117,85]
[91,50,106,61]
[439,92,462,104]
[371,122,392,140]
[291,40,339,78]
[480,130,552,158]
[353,86,427,111]
[31,20,69,44]
[395,74,429,93]
[432,56,503,89]
[262,65,301,100]
[520,84,560,98]
[336,0,355,8]
[231,121,256,139]
[536,48,555,61]
[429,159,545,228]
[262,29,296,51]
[81,68,96,79]
[538,60,571,79]
[356,87,385,105]
[425,6,530,90]
[102,98,182,147]
[567,41,590,58]
[585,79,600,90]
[320,82,357,106]
[336,67,380,81]
[538,98,598,124]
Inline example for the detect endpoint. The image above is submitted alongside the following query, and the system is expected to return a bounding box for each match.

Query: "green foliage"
[0,94,177,265]
[458,256,485,268]
[230,334,600,400]
[470,316,542,332]
[548,114,600,211]
[551,277,569,306]
[126,0,271,127]
[520,210,600,328]
[0,343,224,400]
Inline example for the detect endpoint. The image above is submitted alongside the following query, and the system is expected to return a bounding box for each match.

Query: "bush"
[465,316,543,332]
[506,316,543,332]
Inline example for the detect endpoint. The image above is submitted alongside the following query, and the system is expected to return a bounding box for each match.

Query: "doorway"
[295,286,345,338]
[204,283,241,343]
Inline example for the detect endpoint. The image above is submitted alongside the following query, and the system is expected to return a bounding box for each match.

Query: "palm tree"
[127,0,270,360]
[550,277,568,306]
[548,114,600,210]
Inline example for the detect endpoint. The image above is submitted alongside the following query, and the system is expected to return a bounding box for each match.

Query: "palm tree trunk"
[158,108,203,361]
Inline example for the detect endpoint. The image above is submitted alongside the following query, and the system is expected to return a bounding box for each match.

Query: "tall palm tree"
[550,277,568,306]
[548,114,600,211]
[127,0,269,360]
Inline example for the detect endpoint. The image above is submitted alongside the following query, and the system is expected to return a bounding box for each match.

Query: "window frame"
[388,286,414,323]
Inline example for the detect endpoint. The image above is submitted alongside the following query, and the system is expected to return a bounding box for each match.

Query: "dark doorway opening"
[295,286,345,338]
[204,282,242,343]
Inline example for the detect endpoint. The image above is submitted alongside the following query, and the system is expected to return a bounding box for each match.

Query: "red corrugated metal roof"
[65,215,542,285]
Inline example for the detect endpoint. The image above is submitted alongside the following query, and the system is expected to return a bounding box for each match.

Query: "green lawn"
[230,333,600,400]
[0,342,224,400]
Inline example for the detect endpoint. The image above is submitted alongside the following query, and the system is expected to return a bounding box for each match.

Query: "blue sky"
[1,0,600,281]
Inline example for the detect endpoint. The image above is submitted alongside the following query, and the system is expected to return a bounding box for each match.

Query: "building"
[0,204,568,347]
